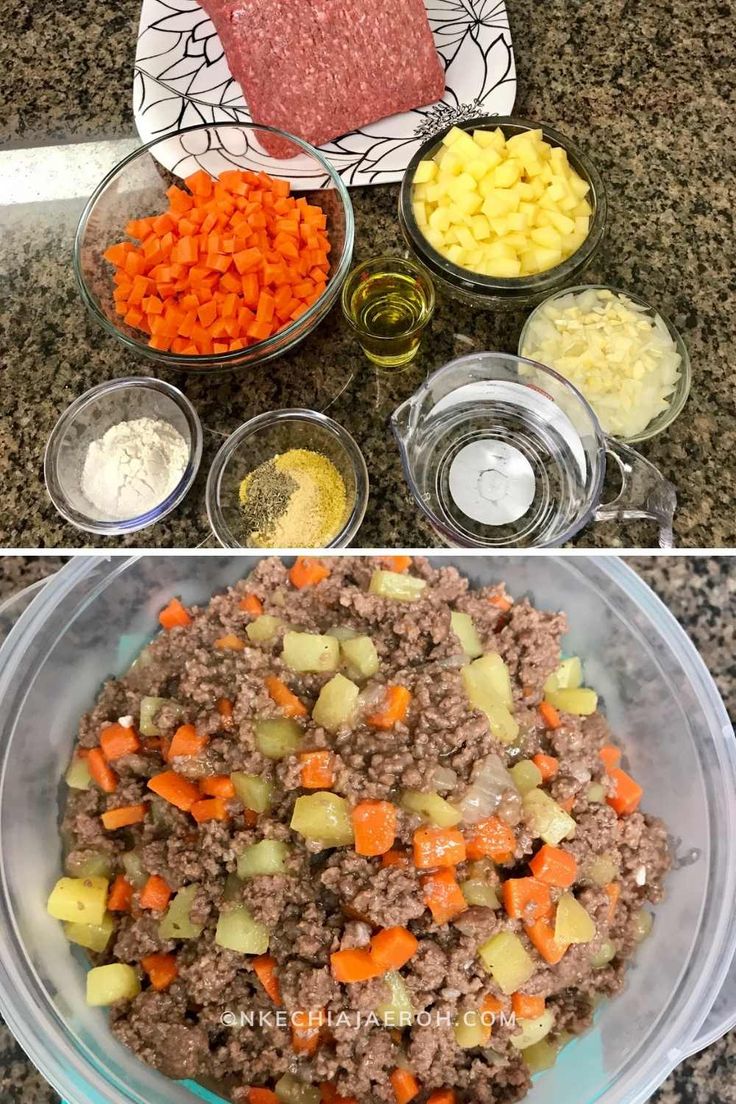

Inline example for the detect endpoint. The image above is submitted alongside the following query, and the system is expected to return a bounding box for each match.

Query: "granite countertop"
[0,553,734,1100]
[1,0,735,549]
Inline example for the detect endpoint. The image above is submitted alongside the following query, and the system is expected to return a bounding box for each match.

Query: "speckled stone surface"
[0,554,734,1100]
[1,0,735,548]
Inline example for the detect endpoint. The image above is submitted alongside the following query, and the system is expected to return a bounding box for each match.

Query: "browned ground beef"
[61,557,670,1103]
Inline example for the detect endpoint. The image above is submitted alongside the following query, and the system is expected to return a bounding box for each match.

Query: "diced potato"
[159,884,204,940]
[543,657,582,694]
[478,931,534,994]
[510,760,543,795]
[523,789,576,845]
[633,909,654,943]
[467,653,513,707]
[86,963,140,1006]
[231,771,273,814]
[291,792,354,847]
[585,853,620,886]
[122,850,148,889]
[413,201,428,227]
[64,913,115,953]
[591,939,617,968]
[312,673,360,732]
[65,754,92,790]
[460,879,500,909]
[216,905,269,955]
[586,782,606,804]
[275,1074,321,1104]
[523,1038,559,1072]
[254,719,302,759]
[510,1009,556,1050]
[139,696,178,737]
[368,570,427,602]
[545,687,598,716]
[400,790,462,828]
[246,615,283,643]
[375,970,414,1026]
[65,851,113,879]
[282,631,339,673]
[454,1009,490,1049]
[237,839,290,878]
[47,876,108,926]
[555,892,596,944]
[462,655,519,745]
[340,636,379,680]
[450,611,484,658]
[413,159,437,185]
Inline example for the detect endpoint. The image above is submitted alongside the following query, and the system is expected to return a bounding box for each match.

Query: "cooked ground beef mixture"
[51,557,670,1104]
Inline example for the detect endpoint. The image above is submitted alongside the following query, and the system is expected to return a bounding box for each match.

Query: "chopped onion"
[434,654,468,670]
[457,753,518,824]
[634,865,647,886]
[357,683,387,713]
[430,765,458,793]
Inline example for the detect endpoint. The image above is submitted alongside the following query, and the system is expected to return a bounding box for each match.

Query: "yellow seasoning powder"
[238,448,348,548]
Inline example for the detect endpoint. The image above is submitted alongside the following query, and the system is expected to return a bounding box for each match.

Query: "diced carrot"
[141,952,178,991]
[370,927,419,971]
[482,994,504,1016]
[422,868,468,924]
[299,750,335,790]
[413,827,466,869]
[167,724,208,760]
[539,701,561,730]
[532,754,559,781]
[100,723,141,762]
[466,816,516,864]
[365,686,412,730]
[289,557,330,588]
[265,675,307,718]
[525,918,569,965]
[159,598,192,630]
[599,745,622,771]
[252,954,282,1005]
[427,1092,456,1104]
[606,768,643,815]
[512,992,545,1019]
[390,1068,421,1104]
[107,875,133,912]
[604,882,621,922]
[217,697,234,724]
[191,797,229,824]
[377,556,412,573]
[529,845,577,888]
[330,948,383,983]
[147,769,201,811]
[87,748,118,793]
[381,849,410,869]
[488,594,513,611]
[101,803,147,831]
[502,877,553,923]
[185,170,214,197]
[239,594,263,616]
[200,775,236,798]
[139,874,172,911]
[214,633,246,651]
[248,1091,279,1104]
[352,801,397,857]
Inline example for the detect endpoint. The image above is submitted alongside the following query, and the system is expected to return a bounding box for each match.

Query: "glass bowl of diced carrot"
[73,123,355,373]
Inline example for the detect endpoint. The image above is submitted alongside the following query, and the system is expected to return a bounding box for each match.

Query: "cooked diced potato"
[543,657,582,694]
[291,792,354,847]
[523,789,576,845]
[65,754,92,790]
[65,851,113,879]
[467,653,513,707]
[454,1009,490,1048]
[237,839,290,878]
[510,1009,555,1050]
[215,905,269,955]
[375,970,414,1026]
[139,696,178,737]
[450,612,483,658]
[47,876,108,926]
[121,850,148,889]
[246,615,284,643]
[275,1074,321,1104]
[633,909,653,943]
[478,931,534,994]
[585,853,620,886]
[282,631,340,673]
[460,879,500,909]
[368,570,427,601]
[254,718,302,759]
[340,636,380,679]
[523,1038,559,1072]
[555,892,596,944]
[159,884,204,940]
[510,760,543,795]
[86,963,140,1006]
[231,772,273,814]
[462,656,518,745]
[545,688,598,716]
[591,939,617,968]
[64,913,115,953]
[400,789,462,828]
[586,782,606,804]
[312,673,360,732]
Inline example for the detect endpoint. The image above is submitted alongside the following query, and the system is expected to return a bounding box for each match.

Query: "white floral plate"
[133,0,516,188]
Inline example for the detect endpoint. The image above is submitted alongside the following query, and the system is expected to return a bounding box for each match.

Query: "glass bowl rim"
[43,376,203,535]
[340,253,436,343]
[205,407,370,548]
[398,115,607,297]
[518,282,692,444]
[73,122,355,370]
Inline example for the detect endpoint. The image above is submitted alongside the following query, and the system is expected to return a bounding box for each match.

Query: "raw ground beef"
[60,557,670,1103]
[197,0,446,158]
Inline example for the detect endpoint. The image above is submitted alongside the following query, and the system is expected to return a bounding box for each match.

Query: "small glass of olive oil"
[341,255,436,369]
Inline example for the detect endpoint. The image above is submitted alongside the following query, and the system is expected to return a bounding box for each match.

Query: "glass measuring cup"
[391,352,676,548]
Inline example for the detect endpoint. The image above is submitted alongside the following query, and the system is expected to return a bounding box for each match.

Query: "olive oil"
[343,259,435,368]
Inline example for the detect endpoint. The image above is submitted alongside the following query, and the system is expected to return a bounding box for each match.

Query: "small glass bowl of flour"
[44,378,203,534]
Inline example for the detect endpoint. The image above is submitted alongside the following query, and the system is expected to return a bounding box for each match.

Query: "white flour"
[81,417,189,520]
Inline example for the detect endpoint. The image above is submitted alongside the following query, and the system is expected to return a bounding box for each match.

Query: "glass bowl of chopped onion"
[205,409,369,548]
[73,123,355,374]
[519,284,691,443]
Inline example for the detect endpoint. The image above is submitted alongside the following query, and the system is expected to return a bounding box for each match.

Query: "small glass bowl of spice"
[44,378,203,534]
[206,409,369,548]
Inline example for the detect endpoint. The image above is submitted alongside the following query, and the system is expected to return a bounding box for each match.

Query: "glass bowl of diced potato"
[399,117,607,308]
